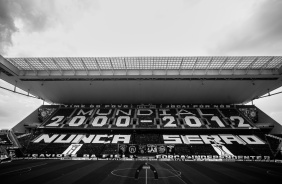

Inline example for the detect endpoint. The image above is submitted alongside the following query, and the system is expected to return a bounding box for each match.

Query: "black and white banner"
[62,144,82,155]
[211,144,234,157]
[147,144,157,153]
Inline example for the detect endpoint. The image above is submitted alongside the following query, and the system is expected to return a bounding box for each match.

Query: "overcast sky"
[0,0,282,129]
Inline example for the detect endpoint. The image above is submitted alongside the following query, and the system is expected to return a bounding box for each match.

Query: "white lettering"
[91,116,108,127]
[68,116,86,126]
[96,109,112,115]
[111,135,131,144]
[163,135,182,144]
[220,134,245,144]
[116,109,132,116]
[181,135,203,144]
[115,116,130,127]
[33,134,59,143]
[137,109,153,116]
[77,109,94,116]
[239,135,265,144]
[54,134,76,143]
[47,116,64,127]
[184,116,202,127]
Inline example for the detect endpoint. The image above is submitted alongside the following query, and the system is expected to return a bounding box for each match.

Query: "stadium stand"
[219,108,253,128]
[266,135,282,155]
[41,143,71,154]
[224,143,256,156]
[0,134,13,145]
[16,133,33,152]
[1,56,282,162]
[101,144,118,155]
[190,144,218,155]
[272,134,282,139]
[44,108,75,127]
[199,108,231,128]
[37,106,258,130]
[5,104,276,159]
[247,144,273,157]
[76,143,104,156]
[175,145,193,155]
[134,134,162,144]
[136,109,157,128]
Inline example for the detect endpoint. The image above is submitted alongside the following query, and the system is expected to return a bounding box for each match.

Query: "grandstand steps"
[222,118,230,126]
[100,144,108,156]
[266,134,282,141]
[265,136,279,155]
[0,146,9,157]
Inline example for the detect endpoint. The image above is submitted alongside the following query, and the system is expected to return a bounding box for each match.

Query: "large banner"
[0,134,13,145]
[41,106,254,129]
[32,134,265,145]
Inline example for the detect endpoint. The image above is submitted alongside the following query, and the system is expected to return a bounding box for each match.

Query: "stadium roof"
[4,56,282,73]
[1,56,282,105]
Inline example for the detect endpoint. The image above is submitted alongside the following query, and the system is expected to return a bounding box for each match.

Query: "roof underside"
[1,56,282,105]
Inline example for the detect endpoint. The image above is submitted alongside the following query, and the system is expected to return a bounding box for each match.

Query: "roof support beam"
[219,57,229,75]
[38,58,51,76]
[80,58,89,76]
[274,59,282,71]
[24,59,37,76]
[259,57,274,74]
[232,57,244,75]
[246,57,259,74]
[205,57,213,75]
[178,58,184,75]
[152,57,154,75]
[6,58,24,71]
[51,59,63,75]
[166,58,169,75]
[192,57,198,75]
[94,58,101,75]
[138,58,140,75]
[109,58,114,75]
[66,58,76,75]
[14,80,17,92]
[123,58,128,75]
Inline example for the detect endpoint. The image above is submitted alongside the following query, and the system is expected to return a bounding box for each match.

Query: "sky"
[0,0,282,129]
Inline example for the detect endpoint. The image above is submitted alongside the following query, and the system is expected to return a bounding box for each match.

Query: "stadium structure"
[1,55,282,183]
